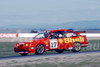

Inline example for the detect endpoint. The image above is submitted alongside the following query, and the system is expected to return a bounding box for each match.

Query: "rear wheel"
[72,42,81,52]
[20,53,28,56]
[35,44,45,55]
[55,49,65,53]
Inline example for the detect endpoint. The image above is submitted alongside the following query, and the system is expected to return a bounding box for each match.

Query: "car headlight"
[16,44,19,47]
[26,44,28,47]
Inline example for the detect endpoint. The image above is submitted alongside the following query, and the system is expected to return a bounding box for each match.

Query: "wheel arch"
[72,41,81,48]
[73,41,81,45]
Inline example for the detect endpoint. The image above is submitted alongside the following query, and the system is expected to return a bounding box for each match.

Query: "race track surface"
[0,51,100,67]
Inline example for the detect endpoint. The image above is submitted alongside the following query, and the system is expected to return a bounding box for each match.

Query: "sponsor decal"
[0,33,18,37]
[58,39,63,44]
[45,41,48,44]
[64,37,84,43]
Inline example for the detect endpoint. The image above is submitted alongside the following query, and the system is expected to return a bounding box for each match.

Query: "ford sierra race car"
[14,29,88,56]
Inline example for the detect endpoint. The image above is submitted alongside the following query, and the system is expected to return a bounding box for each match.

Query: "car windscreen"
[33,31,51,39]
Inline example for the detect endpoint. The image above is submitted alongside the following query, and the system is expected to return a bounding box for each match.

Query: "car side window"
[72,33,78,37]
[49,31,64,39]
[64,31,78,38]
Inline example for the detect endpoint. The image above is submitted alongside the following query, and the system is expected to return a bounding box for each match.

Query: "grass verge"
[0,40,100,57]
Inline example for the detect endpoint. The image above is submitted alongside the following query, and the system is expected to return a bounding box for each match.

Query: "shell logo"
[45,41,48,44]
[58,39,63,44]
[64,37,84,43]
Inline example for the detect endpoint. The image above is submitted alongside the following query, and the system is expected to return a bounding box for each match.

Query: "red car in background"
[14,29,88,56]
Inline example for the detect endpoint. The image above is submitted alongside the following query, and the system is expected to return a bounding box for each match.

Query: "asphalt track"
[0,51,100,60]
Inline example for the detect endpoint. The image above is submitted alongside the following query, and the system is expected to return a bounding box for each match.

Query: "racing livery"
[14,29,88,56]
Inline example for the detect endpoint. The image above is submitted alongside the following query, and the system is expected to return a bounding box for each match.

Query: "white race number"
[50,39,58,49]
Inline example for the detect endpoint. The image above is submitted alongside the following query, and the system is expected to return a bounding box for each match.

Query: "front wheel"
[20,53,28,56]
[35,44,45,55]
[72,42,81,52]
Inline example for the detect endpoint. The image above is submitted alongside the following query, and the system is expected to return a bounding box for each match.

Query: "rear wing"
[75,31,86,34]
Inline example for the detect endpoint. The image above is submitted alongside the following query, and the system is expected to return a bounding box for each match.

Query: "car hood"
[18,38,45,44]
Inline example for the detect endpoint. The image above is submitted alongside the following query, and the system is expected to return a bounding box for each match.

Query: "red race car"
[14,29,88,56]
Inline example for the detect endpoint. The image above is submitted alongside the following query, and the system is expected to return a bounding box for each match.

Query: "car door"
[49,31,65,50]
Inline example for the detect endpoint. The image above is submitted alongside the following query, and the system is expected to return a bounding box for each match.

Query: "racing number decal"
[50,39,58,49]
[51,42,57,48]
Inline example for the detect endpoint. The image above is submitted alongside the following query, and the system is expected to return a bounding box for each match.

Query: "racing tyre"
[55,49,65,53]
[35,44,45,55]
[72,42,81,52]
[20,53,28,56]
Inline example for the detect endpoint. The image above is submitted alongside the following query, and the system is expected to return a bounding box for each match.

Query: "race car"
[14,29,88,56]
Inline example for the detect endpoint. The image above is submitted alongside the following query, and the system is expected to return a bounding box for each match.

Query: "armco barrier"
[0,33,38,42]
[18,33,38,37]
[0,33,38,38]
[0,33,100,38]
[81,33,100,40]
[0,33,100,42]
[80,33,100,37]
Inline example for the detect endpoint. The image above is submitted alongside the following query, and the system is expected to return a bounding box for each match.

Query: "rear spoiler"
[75,31,86,34]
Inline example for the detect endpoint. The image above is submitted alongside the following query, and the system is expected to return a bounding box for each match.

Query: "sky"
[0,0,100,26]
